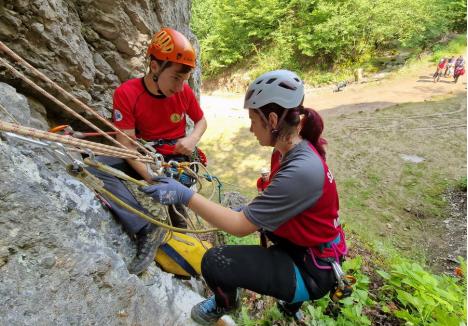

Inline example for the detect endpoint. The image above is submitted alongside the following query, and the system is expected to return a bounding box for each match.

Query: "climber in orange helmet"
[87,27,207,275]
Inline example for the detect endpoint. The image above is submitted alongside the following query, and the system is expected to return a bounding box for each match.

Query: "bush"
[192,0,464,78]
[432,34,467,63]
[377,259,467,325]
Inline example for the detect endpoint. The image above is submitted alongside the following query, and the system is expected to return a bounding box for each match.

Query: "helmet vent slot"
[245,89,255,101]
[266,78,277,84]
[278,82,297,90]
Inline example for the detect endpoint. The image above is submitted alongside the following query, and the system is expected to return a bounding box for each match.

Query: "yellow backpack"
[155,232,212,277]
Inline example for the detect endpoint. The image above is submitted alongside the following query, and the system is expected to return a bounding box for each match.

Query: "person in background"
[454,55,465,83]
[256,167,270,194]
[455,55,465,68]
[433,57,447,82]
[142,70,347,325]
[444,56,456,77]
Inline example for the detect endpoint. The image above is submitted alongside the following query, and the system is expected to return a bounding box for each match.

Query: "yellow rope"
[69,166,218,234]
[83,158,148,185]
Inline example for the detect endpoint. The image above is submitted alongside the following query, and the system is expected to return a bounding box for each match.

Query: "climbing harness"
[306,232,357,302]
[69,162,217,234]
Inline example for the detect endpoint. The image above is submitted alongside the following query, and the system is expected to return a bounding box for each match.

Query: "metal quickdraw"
[330,259,356,302]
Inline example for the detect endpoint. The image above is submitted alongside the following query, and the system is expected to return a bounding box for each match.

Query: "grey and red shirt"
[244,140,345,258]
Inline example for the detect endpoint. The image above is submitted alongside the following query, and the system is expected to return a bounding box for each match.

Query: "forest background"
[190,0,467,325]
[192,0,466,85]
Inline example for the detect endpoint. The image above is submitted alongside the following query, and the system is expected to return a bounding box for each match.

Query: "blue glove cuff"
[181,188,195,206]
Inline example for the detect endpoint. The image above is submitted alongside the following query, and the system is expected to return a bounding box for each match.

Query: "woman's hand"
[141,176,194,205]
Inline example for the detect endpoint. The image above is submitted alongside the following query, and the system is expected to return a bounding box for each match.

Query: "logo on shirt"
[114,109,123,122]
[170,113,183,123]
[327,169,334,183]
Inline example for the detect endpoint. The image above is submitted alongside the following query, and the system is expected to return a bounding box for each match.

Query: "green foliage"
[302,257,374,325]
[224,231,259,245]
[192,0,464,77]
[455,176,467,192]
[445,0,467,32]
[377,259,467,325]
[432,34,467,63]
[238,306,257,326]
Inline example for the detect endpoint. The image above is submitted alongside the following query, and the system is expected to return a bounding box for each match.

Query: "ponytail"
[299,108,327,160]
[256,103,327,160]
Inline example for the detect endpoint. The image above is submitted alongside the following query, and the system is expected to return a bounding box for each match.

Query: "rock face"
[0,135,203,326]
[0,2,207,325]
[0,0,200,122]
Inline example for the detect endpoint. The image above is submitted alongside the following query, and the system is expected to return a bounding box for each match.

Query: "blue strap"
[318,234,341,252]
[159,243,198,277]
[290,265,310,303]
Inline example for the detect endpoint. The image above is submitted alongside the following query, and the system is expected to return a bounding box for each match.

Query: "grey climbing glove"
[141,176,195,206]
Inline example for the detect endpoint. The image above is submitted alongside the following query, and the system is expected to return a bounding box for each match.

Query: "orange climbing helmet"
[147,27,196,68]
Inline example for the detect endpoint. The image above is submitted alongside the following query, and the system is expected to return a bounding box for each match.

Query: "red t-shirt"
[112,78,204,154]
[256,177,270,192]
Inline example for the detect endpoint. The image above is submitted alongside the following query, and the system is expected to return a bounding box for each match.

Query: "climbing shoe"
[277,300,305,321]
[168,204,188,229]
[128,225,166,275]
[191,295,239,325]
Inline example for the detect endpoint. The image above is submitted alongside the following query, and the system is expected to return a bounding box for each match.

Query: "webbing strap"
[146,139,178,147]
[318,234,341,252]
[159,243,198,277]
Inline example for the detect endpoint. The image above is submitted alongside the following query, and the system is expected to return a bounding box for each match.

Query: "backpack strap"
[159,243,198,277]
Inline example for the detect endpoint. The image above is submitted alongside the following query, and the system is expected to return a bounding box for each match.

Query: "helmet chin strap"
[271,110,288,136]
[151,60,170,97]
[257,109,287,145]
[258,110,287,138]
[152,74,166,97]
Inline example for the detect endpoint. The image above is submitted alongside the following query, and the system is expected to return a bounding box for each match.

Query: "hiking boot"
[128,225,166,275]
[191,295,238,325]
[168,204,188,229]
[277,300,305,321]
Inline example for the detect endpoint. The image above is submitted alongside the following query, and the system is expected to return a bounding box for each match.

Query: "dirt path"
[200,61,467,120]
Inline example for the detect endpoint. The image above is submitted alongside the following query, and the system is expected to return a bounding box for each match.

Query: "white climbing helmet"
[260,167,269,175]
[244,70,304,109]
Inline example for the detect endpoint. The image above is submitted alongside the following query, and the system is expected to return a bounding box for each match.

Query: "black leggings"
[201,245,336,308]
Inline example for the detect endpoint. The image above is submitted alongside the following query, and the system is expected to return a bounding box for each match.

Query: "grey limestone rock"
[0,1,208,324]
[0,0,201,120]
[0,136,203,326]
